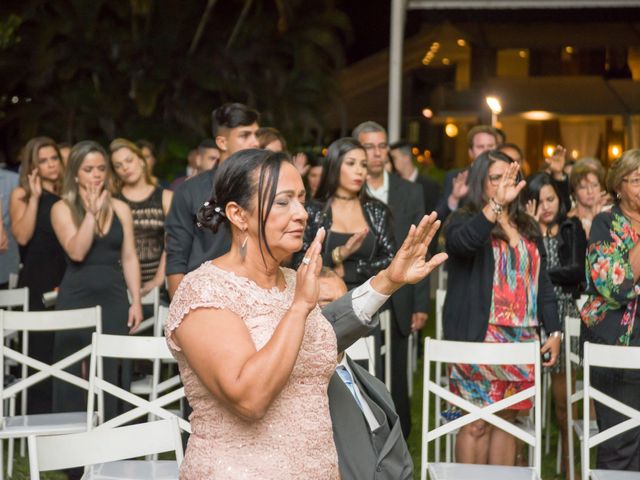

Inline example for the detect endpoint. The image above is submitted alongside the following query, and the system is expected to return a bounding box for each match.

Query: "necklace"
[334,193,358,201]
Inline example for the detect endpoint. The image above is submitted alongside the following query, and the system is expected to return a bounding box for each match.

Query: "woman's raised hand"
[339,228,368,260]
[84,183,108,216]
[525,199,540,222]
[494,161,526,206]
[28,169,42,199]
[377,212,448,291]
[293,227,325,313]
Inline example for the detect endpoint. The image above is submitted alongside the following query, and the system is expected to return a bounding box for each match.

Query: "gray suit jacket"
[328,356,414,480]
[321,290,378,352]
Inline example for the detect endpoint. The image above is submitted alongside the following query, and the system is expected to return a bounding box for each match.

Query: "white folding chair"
[131,287,160,335]
[421,337,542,480]
[345,336,376,376]
[437,263,447,292]
[433,289,450,462]
[378,310,392,391]
[7,274,18,291]
[582,342,640,480]
[0,288,28,313]
[28,418,183,480]
[564,316,598,480]
[130,306,176,398]
[408,331,418,397]
[0,307,101,480]
[87,333,189,434]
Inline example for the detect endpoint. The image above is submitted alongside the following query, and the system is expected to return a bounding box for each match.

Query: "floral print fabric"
[450,237,540,410]
[581,206,640,346]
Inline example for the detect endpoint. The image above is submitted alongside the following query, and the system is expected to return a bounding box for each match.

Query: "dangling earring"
[240,232,248,260]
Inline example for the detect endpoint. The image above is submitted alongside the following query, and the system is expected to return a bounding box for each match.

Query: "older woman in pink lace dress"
[165,149,446,479]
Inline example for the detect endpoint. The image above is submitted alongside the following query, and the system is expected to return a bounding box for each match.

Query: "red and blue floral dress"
[449,237,540,410]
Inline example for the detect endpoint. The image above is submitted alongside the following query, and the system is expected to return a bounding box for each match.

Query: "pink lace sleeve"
[165,265,249,351]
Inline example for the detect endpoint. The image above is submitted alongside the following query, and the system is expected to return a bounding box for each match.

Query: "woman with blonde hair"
[110,138,172,296]
[9,137,66,412]
[568,157,608,236]
[51,140,142,419]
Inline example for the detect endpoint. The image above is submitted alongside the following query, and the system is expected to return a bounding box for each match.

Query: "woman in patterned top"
[581,149,640,472]
[525,172,587,477]
[443,150,561,467]
[110,138,173,296]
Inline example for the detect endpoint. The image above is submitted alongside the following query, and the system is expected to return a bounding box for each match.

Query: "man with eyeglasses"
[352,120,426,439]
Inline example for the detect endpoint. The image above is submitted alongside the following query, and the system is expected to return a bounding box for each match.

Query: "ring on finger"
[302,257,310,265]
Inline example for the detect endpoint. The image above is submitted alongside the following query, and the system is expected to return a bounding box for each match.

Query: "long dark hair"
[197,148,288,262]
[525,172,566,228]
[314,137,372,203]
[463,149,540,241]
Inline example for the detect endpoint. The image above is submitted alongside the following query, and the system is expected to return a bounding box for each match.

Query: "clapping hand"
[494,162,526,206]
[292,153,310,176]
[544,145,567,180]
[293,227,325,313]
[381,212,448,288]
[28,169,42,199]
[451,170,469,201]
[83,183,108,216]
[525,199,541,222]
[339,228,368,260]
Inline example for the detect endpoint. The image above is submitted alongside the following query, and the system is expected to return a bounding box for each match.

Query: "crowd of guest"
[1,100,640,478]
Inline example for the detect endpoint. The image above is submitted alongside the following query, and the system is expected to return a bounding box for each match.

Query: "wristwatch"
[549,330,563,341]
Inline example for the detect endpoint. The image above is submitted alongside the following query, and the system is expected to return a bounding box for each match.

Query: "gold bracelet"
[332,246,343,265]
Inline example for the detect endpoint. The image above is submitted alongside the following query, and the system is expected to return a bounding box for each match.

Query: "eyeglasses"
[622,177,640,187]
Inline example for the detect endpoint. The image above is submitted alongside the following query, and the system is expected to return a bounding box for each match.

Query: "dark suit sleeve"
[321,291,377,353]
[165,182,194,276]
[547,221,587,288]
[408,183,429,314]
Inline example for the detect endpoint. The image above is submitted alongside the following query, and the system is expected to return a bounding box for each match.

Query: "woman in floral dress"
[581,149,640,472]
[443,150,562,466]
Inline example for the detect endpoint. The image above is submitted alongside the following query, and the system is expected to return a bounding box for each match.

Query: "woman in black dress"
[110,138,172,299]
[9,136,66,413]
[293,137,395,290]
[51,141,142,420]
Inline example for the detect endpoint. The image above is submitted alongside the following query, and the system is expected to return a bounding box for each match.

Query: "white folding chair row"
[7,274,18,291]
[0,307,102,480]
[421,337,542,480]
[433,289,452,463]
[582,342,640,480]
[345,336,376,376]
[130,287,160,335]
[408,331,418,398]
[130,306,179,398]
[565,315,598,480]
[378,310,392,392]
[87,332,190,434]
[28,418,183,480]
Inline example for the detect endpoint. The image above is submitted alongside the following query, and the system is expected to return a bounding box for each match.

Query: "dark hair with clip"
[197,148,289,262]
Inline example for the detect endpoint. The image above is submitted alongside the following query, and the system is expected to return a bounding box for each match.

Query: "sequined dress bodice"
[166,263,340,479]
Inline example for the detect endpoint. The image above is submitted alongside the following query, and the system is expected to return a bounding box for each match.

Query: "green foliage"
[0,0,350,176]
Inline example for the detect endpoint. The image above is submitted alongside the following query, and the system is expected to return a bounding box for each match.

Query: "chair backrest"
[345,336,376,375]
[582,342,640,480]
[0,287,29,311]
[435,289,446,341]
[28,418,183,478]
[0,307,101,418]
[131,287,160,335]
[576,294,589,311]
[87,332,189,433]
[421,337,541,480]
[8,272,19,290]
[155,304,170,337]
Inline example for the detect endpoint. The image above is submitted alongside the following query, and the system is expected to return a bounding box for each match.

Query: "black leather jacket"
[546,216,587,297]
[293,198,396,279]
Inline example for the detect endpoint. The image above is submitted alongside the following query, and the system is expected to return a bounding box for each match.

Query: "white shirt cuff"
[351,277,391,324]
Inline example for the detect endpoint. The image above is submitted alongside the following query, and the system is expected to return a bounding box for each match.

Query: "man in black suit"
[389,140,440,215]
[353,121,426,438]
[435,125,498,222]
